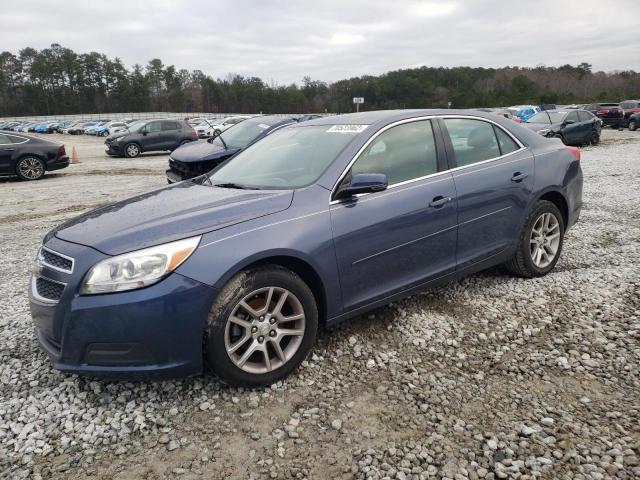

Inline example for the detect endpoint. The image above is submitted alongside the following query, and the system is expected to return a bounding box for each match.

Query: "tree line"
[1,44,639,117]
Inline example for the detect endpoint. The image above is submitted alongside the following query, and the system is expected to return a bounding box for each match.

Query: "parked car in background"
[584,103,624,128]
[620,100,640,127]
[166,115,299,183]
[0,131,69,180]
[95,121,127,137]
[628,112,640,131]
[539,104,557,111]
[85,121,109,135]
[523,110,600,145]
[54,121,73,133]
[508,105,542,122]
[475,108,515,121]
[105,119,197,158]
[30,109,582,386]
[68,122,95,135]
[195,116,253,138]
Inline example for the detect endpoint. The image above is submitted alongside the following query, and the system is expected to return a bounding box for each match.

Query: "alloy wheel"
[126,144,140,157]
[224,287,306,374]
[18,158,44,180]
[530,212,561,268]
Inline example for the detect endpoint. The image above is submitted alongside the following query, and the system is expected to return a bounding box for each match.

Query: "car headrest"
[467,127,494,148]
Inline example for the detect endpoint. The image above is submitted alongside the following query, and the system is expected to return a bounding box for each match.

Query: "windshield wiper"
[213,182,252,189]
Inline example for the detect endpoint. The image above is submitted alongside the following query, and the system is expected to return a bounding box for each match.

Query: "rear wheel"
[124,143,140,158]
[505,200,565,278]
[16,156,46,181]
[630,120,637,131]
[204,265,318,387]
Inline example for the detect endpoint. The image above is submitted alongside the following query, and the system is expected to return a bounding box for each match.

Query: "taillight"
[58,145,66,157]
[191,129,197,137]
[596,109,608,115]
[567,146,580,161]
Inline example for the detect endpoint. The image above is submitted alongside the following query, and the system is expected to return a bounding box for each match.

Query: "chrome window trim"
[38,246,75,274]
[329,114,527,204]
[3,134,29,145]
[31,275,66,305]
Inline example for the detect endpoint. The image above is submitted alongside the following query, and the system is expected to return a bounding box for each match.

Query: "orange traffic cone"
[71,146,80,164]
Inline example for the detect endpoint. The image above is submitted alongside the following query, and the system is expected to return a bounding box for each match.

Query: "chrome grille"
[35,277,65,301]
[39,247,74,273]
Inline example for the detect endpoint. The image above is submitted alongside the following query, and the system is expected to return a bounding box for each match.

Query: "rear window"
[620,101,639,109]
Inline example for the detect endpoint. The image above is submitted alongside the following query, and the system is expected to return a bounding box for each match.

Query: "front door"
[140,121,164,151]
[0,134,16,174]
[330,119,458,311]
[440,117,534,268]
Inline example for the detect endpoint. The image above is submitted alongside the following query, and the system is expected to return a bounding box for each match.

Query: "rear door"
[563,111,583,144]
[161,121,181,149]
[330,119,458,310]
[440,117,534,268]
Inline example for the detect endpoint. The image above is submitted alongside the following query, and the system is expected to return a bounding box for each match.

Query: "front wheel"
[553,133,566,145]
[505,200,565,278]
[630,120,637,131]
[204,265,318,387]
[124,143,140,158]
[590,131,600,145]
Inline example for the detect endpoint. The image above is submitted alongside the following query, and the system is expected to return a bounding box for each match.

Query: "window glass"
[444,119,500,166]
[566,112,580,123]
[161,121,179,131]
[493,126,519,155]
[577,111,592,122]
[0,134,11,145]
[147,121,162,133]
[351,120,437,185]
[209,125,359,189]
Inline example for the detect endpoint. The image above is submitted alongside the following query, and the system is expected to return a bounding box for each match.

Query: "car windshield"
[208,125,362,189]
[127,121,147,132]
[212,117,279,149]
[526,111,567,124]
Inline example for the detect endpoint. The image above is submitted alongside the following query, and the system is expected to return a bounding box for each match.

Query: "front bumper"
[29,238,217,379]
[105,142,122,155]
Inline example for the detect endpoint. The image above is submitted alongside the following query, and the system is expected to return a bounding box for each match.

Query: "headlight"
[81,236,201,294]
[538,128,551,136]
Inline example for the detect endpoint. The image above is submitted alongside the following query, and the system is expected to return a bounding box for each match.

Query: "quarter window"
[444,118,500,167]
[0,134,12,145]
[493,126,519,155]
[351,120,438,185]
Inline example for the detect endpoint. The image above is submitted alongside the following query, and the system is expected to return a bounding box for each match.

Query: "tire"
[204,265,318,387]
[124,143,141,158]
[553,133,566,145]
[16,156,46,181]
[630,120,637,131]
[102,131,109,137]
[590,131,600,145]
[504,200,565,278]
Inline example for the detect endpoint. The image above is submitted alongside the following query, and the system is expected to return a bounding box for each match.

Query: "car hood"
[51,182,293,255]
[170,139,240,163]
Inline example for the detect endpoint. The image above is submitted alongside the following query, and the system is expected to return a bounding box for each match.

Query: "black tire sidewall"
[630,121,637,131]
[16,156,45,181]
[520,201,565,276]
[205,266,318,387]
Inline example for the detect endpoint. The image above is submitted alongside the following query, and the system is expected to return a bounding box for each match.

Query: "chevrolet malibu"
[29,110,583,387]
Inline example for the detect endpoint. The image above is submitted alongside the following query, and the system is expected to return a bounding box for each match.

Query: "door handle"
[1,148,14,151]
[429,196,452,208]
[511,172,529,183]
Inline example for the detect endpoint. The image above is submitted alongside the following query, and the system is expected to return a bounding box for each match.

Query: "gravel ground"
[0,129,638,480]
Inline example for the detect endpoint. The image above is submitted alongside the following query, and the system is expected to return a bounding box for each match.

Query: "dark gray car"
[105,119,198,158]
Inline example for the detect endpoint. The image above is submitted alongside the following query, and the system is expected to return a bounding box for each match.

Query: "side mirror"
[336,173,388,199]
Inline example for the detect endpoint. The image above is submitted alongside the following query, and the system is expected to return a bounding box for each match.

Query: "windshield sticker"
[258,124,270,129]
[326,125,368,133]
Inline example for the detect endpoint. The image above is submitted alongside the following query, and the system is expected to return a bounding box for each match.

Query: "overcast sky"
[3,0,639,84]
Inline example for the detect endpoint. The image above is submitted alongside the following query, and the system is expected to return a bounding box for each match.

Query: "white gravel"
[0,129,638,479]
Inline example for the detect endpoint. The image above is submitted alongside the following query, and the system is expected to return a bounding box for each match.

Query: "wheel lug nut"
[258,336,264,343]
[269,330,276,337]
[270,318,276,324]
[251,326,258,333]
[259,316,264,321]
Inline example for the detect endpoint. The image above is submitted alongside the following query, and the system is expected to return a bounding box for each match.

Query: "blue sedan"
[29,110,583,386]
